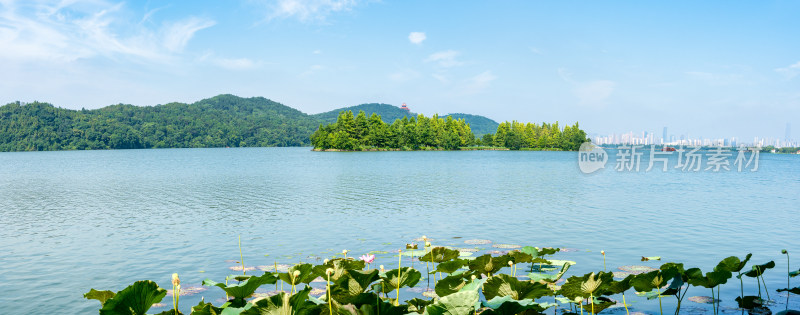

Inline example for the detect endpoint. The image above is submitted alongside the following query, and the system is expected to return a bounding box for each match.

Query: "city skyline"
[1,1,799,141]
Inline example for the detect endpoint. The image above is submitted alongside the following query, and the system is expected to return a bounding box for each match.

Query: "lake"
[0,147,798,313]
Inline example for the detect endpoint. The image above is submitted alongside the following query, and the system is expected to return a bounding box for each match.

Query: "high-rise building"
[662,127,667,144]
[786,123,791,141]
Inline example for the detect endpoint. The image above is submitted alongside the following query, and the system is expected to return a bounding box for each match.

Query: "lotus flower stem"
[275,261,279,292]
[238,235,245,276]
[760,273,770,301]
[711,287,716,315]
[579,299,584,315]
[396,249,402,306]
[601,250,606,272]
[326,268,333,315]
[784,249,790,310]
[590,293,594,315]
[622,293,629,315]
[657,287,663,315]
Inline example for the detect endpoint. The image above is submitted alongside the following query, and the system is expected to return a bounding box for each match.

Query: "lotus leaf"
[84,288,116,305]
[408,298,435,313]
[641,256,661,261]
[464,239,491,245]
[329,269,380,304]
[241,287,315,315]
[433,259,467,274]
[742,261,775,278]
[481,296,552,315]
[203,272,278,308]
[714,254,752,273]
[777,287,800,295]
[278,263,316,285]
[190,300,224,315]
[577,296,616,315]
[492,244,522,249]
[467,254,507,276]
[617,266,657,275]
[419,247,460,263]
[528,262,571,283]
[378,267,421,293]
[97,280,167,315]
[687,296,717,304]
[558,272,614,300]
[734,295,763,309]
[483,274,552,300]
[434,273,471,297]
[423,290,480,315]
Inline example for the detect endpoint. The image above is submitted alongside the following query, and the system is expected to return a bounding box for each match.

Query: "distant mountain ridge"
[0,94,500,151]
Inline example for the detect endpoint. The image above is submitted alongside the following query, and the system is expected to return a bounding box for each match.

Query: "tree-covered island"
[310,110,589,151]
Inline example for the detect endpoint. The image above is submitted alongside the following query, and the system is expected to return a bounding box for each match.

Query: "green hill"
[0,95,507,151]
[0,94,318,151]
[314,104,499,135]
[442,113,499,136]
[313,103,415,124]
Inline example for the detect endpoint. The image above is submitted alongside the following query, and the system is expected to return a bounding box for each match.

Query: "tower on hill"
[400,103,410,112]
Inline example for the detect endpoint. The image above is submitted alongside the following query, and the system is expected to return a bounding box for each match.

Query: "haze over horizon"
[1,1,798,141]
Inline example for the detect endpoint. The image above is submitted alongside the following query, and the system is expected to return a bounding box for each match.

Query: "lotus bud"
[380,265,385,272]
[601,250,605,255]
[425,241,431,247]
[342,249,349,254]
[421,235,427,240]
[171,273,180,286]
[508,261,513,266]
[323,259,329,264]
[293,270,301,278]
[471,275,477,281]
[782,249,788,254]
[325,268,334,276]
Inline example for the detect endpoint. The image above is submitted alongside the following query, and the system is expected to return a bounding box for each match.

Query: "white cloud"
[431,73,448,84]
[163,17,216,52]
[776,61,800,79]
[0,0,215,63]
[685,71,744,86]
[408,32,425,44]
[464,71,497,93]
[312,49,322,54]
[425,50,463,68]
[264,0,358,22]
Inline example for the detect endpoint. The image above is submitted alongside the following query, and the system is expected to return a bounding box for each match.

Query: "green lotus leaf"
[467,254,507,276]
[98,280,167,315]
[777,287,800,295]
[278,263,316,285]
[641,256,661,261]
[241,287,314,315]
[507,251,533,264]
[482,296,552,315]
[533,260,576,272]
[434,273,472,297]
[423,290,480,315]
[434,259,467,274]
[735,295,763,309]
[152,310,182,315]
[742,261,775,278]
[190,300,224,315]
[407,298,435,314]
[84,288,116,305]
[312,259,366,282]
[630,270,663,293]
[483,274,552,301]
[420,247,460,263]
[528,262,571,283]
[378,267,421,293]
[558,272,614,300]
[329,269,380,304]
[578,296,616,315]
[605,275,633,295]
[790,269,800,277]
[203,272,278,308]
[714,254,752,273]
[688,269,731,289]
[776,311,800,315]
[351,297,410,315]
[402,249,430,257]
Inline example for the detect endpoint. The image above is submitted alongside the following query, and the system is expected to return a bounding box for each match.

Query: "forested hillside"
[0,95,318,151]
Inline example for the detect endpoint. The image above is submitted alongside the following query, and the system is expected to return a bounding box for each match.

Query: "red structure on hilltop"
[400,103,410,111]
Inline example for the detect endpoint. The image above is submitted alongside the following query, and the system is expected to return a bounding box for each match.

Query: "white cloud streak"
[425,50,463,68]
[776,61,800,79]
[263,0,358,22]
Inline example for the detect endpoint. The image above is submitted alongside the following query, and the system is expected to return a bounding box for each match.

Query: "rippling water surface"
[0,147,798,313]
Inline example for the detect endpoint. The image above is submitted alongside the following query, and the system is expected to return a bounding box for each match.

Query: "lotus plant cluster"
[84,243,800,315]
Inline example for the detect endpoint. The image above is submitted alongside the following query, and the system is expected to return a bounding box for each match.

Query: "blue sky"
[1,0,798,140]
